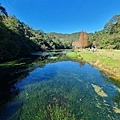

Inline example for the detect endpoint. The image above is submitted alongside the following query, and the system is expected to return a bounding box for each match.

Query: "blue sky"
[1,0,120,33]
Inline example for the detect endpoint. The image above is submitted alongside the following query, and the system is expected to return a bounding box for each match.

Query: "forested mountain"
[52,15,120,50]
[0,15,72,62]
[48,32,80,48]
[0,3,120,62]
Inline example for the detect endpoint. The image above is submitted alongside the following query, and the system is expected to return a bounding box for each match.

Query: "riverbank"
[66,49,120,81]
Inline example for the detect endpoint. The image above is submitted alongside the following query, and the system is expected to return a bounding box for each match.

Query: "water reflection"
[0,55,120,120]
[0,54,67,106]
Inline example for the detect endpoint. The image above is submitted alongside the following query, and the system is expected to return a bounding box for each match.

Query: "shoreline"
[66,49,120,81]
[89,60,120,81]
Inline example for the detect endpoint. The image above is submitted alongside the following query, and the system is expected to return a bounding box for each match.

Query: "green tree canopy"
[104,15,120,32]
[0,3,8,17]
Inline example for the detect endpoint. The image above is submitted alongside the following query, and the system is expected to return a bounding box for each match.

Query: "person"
[91,45,95,52]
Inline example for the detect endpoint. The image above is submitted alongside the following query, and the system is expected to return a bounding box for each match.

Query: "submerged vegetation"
[1,60,120,120]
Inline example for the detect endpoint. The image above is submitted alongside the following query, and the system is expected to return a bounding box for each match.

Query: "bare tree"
[72,31,88,49]
[83,32,88,47]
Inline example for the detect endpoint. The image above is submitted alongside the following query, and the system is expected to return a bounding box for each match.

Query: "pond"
[0,53,120,120]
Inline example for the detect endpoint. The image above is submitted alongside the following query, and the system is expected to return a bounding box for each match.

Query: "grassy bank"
[66,49,120,81]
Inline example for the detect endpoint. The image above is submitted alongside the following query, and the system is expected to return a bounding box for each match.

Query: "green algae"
[1,59,120,120]
[91,84,108,97]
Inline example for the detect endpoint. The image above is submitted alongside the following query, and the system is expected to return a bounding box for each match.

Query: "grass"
[66,49,120,81]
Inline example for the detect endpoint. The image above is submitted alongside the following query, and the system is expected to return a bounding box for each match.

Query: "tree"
[104,15,120,32]
[0,3,8,17]
[79,31,88,48]
[72,31,89,49]
[110,18,120,34]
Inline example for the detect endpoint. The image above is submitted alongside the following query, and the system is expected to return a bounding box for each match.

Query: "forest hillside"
[0,4,120,62]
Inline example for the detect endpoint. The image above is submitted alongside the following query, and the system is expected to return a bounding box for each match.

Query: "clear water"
[0,57,120,120]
